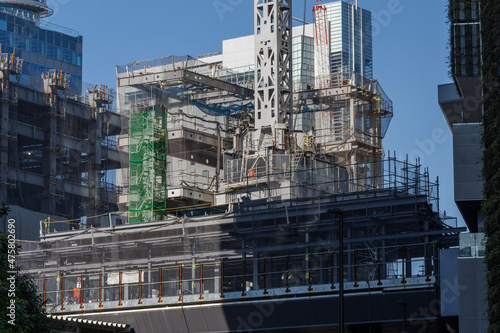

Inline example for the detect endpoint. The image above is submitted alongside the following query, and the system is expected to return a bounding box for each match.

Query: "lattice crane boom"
[313,0,330,89]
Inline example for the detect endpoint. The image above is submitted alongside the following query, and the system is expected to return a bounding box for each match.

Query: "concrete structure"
[437,1,487,332]
[438,0,483,232]
[0,0,126,239]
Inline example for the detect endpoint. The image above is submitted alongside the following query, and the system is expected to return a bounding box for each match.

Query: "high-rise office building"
[0,0,83,93]
[292,34,315,92]
[323,1,373,80]
[313,1,380,153]
[292,31,315,132]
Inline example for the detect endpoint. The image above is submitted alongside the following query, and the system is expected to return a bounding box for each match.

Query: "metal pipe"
[199,264,204,300]
[99,273,103,308]
[308,254,313,292]
[354,250,358,287]
[138,270,143,305]
[60,277,65,311]
[118,272,123,306]
[330,209,344,333]
[43,278,46,307]
[216,124,221,193]
[263,258,268,295]
[178,265,183,302]
[339,212,344,333]
[425,243,431,282]
[220,261,225,299]
[402,245,407,284]
[158,268,163,303]
[241,260,247,297]
[377,248,382,286]
[79,274,84,309]
[286,256,290,293]
[42,278,47,307]
[330,253,335,290]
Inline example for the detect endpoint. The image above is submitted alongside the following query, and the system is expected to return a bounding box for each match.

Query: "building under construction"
[17,1,468,332]
[0,0,126,240]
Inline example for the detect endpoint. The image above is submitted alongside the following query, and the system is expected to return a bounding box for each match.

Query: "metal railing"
[36,243,437,312]
[225,155,440,212]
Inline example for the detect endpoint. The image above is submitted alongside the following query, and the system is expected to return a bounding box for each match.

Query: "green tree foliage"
[481,1,500,332]
[0,204,50,332]
[0,202,9,219]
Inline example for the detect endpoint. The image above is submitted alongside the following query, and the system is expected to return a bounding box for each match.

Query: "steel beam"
[117,69,253,100]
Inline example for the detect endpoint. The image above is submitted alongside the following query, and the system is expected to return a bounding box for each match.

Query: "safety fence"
[37,243,436,310]
[225,155,440,211]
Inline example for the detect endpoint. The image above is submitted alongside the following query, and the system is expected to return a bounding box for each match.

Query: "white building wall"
[222,25,314,70]
[223,35,254,69]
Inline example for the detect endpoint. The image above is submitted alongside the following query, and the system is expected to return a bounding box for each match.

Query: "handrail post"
[138,270,143,305]
[43,278,46,308]
[308,255,313,292]
[263,258,268,295]
[377,248,382,286]
[402,245,407,285]
[354,250,359,288]
[178,265,183,302]
[331,253,336,290]
[118,272,123,306]
[158,268,163,303]
[242,260,247,297]
[220,260,225,299]
[79,274,84,310]
[425,243,432,282]
[99,273,103,308]
[60,277,65,311]
[286,256,290,293]
[199,264,204,300]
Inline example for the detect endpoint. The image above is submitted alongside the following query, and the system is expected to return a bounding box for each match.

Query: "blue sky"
[45,0,464,227]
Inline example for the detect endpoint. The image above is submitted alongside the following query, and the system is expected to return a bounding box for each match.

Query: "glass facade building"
[292,35,315,92]
[325,1,373,80]
[0,2,82,93]
[292,34,315,132]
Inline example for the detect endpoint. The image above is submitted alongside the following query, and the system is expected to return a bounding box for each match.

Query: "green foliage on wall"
[480,0,500,331]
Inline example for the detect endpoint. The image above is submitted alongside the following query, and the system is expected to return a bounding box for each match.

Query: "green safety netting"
[128,108,168,224]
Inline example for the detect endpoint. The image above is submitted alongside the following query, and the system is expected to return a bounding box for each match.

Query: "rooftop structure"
[0,0,53,17]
